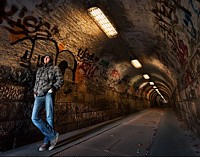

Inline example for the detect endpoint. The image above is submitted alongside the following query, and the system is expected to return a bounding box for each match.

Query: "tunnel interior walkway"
[150,109,200,156]
[53,108,200,156]
[1,108,200,156]
[0,0,200,151]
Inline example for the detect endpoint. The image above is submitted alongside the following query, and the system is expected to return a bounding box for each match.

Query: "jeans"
[31,93,57,144]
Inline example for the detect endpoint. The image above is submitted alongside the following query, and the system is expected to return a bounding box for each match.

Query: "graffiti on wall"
[0,0,135,95]
[178,45,200,91]
[76,48,109,86]
[0,0,77,95]
[189,0,200,17]
[191,48,200,76]
[75,48,98,81]
[152,0,177,47]
[178,4,196,39]
[0,0,60,67]
[180,67,193,89]
[178,0,198,40]
[0,0,59,39]
[152,0,199,71]
[75,47,132,93]
[106,63,131,94]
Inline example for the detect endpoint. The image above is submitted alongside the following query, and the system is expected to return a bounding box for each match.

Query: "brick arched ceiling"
[83,0,194,102]
[0,0,197,105]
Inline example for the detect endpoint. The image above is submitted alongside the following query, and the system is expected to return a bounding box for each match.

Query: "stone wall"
[0,63,149,152]
[152,0,200,139]
[173,49,200,137]
[0,0,150,152]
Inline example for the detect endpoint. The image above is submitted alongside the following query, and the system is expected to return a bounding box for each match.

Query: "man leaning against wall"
[31,53,64,152]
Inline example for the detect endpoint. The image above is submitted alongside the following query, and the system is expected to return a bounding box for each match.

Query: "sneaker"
[39,143,49,152]
[48,133,59,151]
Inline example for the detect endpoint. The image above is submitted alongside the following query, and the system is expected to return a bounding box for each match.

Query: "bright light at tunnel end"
[154,88,167,103]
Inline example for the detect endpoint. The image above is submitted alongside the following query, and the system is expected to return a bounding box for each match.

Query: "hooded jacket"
[34,54,64,96]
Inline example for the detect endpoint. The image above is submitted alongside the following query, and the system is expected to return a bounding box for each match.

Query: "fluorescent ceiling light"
[131,59,142,68]
[149,82,154,85]
[88,7,118,38]
[163,99,168,103]
[153,86,157,89]
[143,74,150,79]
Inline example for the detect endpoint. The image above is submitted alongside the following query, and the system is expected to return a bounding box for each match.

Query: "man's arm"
[33,69,40,93]
[52,66,64,90]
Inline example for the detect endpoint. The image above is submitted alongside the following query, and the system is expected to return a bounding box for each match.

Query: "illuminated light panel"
[88,7,118,38]
[143,74,150,79]
[131,59,142,68]
[149,82,154,85]
[153,86,157,89]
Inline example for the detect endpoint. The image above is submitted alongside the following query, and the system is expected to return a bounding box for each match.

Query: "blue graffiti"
[181,6,197,39]
[189,0,200,18]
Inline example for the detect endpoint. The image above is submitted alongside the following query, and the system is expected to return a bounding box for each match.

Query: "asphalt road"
[53,108,200,156]
[2,108,200,156]
[149,109,200,156]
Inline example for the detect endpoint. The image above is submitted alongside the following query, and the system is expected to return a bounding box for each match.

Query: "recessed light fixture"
[149,82,154,85]
[131,59,142,68]
[88,7,118,38]
[143,74,150,79]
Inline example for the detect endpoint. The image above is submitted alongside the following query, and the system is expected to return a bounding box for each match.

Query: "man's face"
[44,56,50,64]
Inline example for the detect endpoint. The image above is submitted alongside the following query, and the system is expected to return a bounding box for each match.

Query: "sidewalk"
[52,108,200,156]
[3,109,198,157]
[0,110,149,156]
[149,109,200,156]
[52,109,163,156]
[0,118,122,156]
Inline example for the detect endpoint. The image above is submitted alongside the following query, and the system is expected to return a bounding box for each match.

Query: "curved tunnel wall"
[0,0,150,151]
[0,0,200,152]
